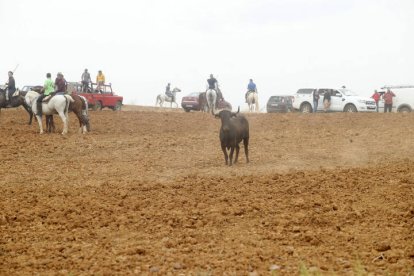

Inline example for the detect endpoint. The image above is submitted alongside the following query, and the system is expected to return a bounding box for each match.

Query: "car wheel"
[398,106,411,113]
[300,102,312,113]
[184,108,190,112]
[344,104,357,112]
[113,101,122,111]
[93,101,102,111]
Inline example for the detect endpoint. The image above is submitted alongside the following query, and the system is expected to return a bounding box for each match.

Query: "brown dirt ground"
[0,106,413,275]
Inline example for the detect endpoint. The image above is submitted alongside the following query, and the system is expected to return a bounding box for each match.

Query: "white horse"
[25,91,74,135]
[246,92,259,112]
[155,87,181,108]
[206,89,217,114]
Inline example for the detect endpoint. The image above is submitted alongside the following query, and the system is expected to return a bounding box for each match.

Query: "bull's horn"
[231,106,240,116]
[212,108,222,116]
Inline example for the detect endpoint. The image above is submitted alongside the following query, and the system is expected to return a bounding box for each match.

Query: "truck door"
[330,90,344,111]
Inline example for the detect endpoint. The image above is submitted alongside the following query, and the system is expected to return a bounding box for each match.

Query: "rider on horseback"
[207,74,223,101]
[165,83,176,102]
[245,79,257,103]
[36,73,55,116]
[5,71,16,105]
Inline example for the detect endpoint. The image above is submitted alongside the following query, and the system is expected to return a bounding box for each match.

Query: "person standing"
[81,69,91,92]
[383,89,396,113]
[245,79,257,103]
[96,70,105,92]
[371,90,380,112]
[313,89,319,113]
[36,73,55,116]
[5,71,16,104]
[323,90,331,112]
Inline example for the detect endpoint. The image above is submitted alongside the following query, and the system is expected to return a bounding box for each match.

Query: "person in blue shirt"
[245,79,257,102]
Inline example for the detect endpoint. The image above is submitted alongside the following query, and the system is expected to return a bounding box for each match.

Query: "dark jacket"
[7,77,16,92]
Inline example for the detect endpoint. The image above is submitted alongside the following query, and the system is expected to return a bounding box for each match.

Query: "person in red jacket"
[383,89,396,113]
[371,90,380,112]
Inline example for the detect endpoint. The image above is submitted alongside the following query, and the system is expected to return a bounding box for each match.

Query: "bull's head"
[213,106,240,118]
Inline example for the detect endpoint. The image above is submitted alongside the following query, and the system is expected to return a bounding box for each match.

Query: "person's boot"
[36,101,42,116]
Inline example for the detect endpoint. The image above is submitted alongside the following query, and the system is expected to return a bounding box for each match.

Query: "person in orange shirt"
[371,90,380,112]
[383,89,396,113]
[96,70,105,92]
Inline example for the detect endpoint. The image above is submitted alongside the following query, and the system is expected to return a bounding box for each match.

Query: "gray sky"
[1,0,413,108]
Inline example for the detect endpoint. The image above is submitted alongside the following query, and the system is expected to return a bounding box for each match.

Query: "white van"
[376,85,414,113]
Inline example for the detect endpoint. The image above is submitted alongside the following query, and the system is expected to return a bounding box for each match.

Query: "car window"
[187,92,199,97]
[297,89,314,94]
[340,89,358,96]
[318,89,330,96]
[332,90,342,97]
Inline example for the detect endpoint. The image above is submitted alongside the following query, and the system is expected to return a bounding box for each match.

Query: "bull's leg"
[234,144,240,164]
[221,144,228,165]
[229,146,235,166]
[243,137,249,163]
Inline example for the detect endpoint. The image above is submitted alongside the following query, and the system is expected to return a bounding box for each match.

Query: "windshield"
[340,89,358,96]
[187,92,200,97]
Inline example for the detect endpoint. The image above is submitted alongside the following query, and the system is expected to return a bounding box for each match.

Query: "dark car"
[181,92,201,112]
[181,92,232,112]
[266,95,294,113]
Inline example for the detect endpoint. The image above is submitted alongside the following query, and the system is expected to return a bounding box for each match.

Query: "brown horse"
[46,94,90,133]
[0,87,33,124]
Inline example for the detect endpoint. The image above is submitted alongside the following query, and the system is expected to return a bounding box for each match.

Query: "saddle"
[11,89,20,97]
[41,92,59,103]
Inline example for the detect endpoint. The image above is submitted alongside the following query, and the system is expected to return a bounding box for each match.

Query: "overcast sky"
[1,0,413,108]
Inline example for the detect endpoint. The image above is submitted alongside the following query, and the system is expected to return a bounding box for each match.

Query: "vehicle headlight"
[358,100,366,104]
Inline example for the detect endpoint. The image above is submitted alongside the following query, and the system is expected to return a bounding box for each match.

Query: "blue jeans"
[313,100,318,113]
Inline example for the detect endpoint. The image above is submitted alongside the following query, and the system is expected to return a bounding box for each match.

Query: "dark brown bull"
[214,107,249,166]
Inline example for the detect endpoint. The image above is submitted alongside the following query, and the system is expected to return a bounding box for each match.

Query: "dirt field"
[0,106,413,275]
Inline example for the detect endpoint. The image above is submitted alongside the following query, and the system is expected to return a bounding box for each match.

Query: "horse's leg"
[36,115,44,134]
[75,111,85,134]
[57,111,68,135]
[21,101,33,125]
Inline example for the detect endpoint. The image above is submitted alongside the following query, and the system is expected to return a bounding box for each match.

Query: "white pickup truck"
[293,88,377,113]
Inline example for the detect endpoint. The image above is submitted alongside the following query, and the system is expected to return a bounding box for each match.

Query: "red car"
[68,82,123,111]
[181,92,232,112]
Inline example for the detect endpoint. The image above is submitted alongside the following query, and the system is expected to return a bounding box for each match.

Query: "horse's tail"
[64,95,73,116]
[155,95,161,106]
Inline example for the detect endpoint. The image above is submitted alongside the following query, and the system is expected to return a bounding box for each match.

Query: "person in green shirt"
[36,73,55,116]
